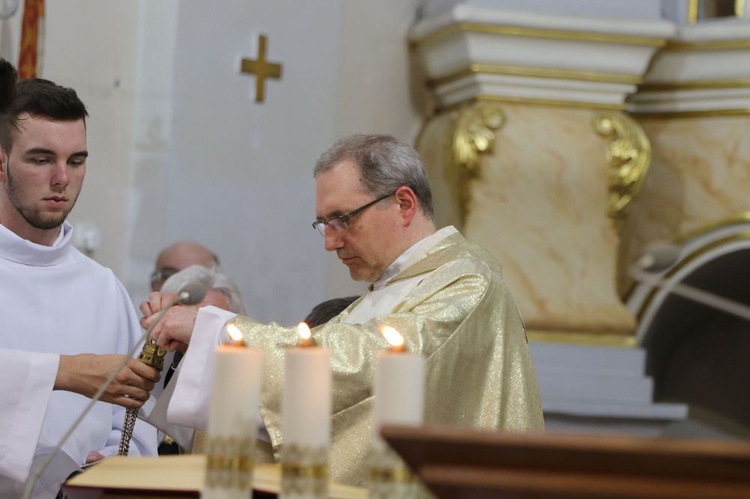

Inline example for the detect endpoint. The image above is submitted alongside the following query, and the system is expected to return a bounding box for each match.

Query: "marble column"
[410,5,674,343]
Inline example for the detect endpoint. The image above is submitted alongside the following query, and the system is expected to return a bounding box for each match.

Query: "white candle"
[204,325,264,499]
[282,323,332,448]
[207,344,264,436]
[372,326,425,452]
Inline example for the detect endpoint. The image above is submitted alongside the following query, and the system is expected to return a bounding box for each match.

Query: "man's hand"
[85,451,105,464]
[139,291,175,322]
[55,354,160,409]
[140,292,199,351]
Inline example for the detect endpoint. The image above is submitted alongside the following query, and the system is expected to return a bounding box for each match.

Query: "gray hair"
[161,265,245,315]
[313,133,434,219]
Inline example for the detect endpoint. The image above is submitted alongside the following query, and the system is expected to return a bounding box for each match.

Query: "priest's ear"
[394,186,419,224]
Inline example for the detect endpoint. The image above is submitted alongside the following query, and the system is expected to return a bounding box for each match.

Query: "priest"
[0,61,158,497]
[143,133,544,486]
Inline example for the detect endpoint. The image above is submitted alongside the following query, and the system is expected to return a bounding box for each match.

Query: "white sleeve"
[167,306,237,429]
[138,363,196,450]
[0,350,59,483]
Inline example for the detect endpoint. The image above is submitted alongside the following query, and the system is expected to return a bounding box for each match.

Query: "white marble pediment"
[409,5,675,109]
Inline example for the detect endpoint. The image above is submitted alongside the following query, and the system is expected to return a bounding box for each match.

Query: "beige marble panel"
[418,102,636,337]
[621,115,750,294]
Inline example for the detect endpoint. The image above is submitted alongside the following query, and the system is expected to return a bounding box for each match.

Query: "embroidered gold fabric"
[235,232,544,487]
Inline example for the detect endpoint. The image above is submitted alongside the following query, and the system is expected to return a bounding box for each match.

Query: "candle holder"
[368,447,419,499]
[204,435,256,498]
[280,443,329,498]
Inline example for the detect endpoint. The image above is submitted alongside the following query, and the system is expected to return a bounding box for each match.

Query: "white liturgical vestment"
[0,222,158,498]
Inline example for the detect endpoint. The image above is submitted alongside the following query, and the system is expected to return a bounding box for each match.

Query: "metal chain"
[118,408,139,455]
[117,340,166,455]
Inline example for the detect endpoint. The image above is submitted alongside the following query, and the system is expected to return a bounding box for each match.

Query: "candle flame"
[297,322,312,347]
[226,322,244,342]
[379,325,405,351]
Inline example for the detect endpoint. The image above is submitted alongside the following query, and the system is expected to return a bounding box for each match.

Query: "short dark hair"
[304,296,360,328]
[313,134,434,219]
[0,58,18,154]
[0,73,88,153]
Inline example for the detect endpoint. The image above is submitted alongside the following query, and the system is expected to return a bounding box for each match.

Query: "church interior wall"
[3,0,749,436]
[0,0,429,325]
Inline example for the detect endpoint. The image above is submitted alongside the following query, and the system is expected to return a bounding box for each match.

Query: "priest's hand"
[139,291,179,324]
[141,292,199,351]
[149,306,198,351]
[55,354,160,409]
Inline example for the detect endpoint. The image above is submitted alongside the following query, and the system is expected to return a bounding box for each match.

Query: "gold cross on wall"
[240,34,283,103]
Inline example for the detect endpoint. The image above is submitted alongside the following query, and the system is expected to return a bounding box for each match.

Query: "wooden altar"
[382,425,750,498]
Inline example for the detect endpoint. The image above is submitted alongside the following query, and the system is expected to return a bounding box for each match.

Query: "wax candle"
[203,323,264,499]
[369,326,425,498]
[281,322,332,498]
[372,326,425,451]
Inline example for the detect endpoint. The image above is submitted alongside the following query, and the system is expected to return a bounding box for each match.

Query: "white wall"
[126,0,425,324]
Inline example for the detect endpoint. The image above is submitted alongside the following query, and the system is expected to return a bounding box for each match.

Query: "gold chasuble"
[234,232,544,486]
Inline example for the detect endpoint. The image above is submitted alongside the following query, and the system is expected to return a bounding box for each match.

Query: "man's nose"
[324,228,344,251]
[51,162,70,189]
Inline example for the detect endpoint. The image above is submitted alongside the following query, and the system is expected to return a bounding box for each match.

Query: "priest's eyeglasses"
[312,191,396,236]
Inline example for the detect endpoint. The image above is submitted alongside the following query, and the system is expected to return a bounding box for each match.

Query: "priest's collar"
[369,226,458,291]
[0,221,74,266]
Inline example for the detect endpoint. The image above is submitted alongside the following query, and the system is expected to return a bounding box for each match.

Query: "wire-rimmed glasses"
[312,191,396,236]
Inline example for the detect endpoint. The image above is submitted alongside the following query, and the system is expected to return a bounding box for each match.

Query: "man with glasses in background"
[141,133,544,487]
[150,241,219,292]
[146,241,221,456]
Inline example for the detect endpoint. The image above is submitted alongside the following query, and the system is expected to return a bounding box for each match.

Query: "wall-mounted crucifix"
[240,34,283,103]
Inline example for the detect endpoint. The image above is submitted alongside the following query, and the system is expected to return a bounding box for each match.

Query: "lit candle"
[296,320,313,347]
[372,326,425,452]
[225,322,247,347]
[204,322,264,499]
[369,326,425,498]
[280,322,331,498]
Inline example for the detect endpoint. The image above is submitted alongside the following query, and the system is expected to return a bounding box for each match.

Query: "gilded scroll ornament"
[593,113,651,224]
[448,103,505,226]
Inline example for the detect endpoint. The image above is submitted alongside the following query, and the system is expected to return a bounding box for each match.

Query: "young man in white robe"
[0,60,159,498]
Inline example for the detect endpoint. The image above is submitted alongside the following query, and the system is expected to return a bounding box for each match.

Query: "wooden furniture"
[381,425,750,498]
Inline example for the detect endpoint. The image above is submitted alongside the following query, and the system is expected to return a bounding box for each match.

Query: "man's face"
[315,160,398,283]
[0,114,87,244]
[151,243,217,291]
